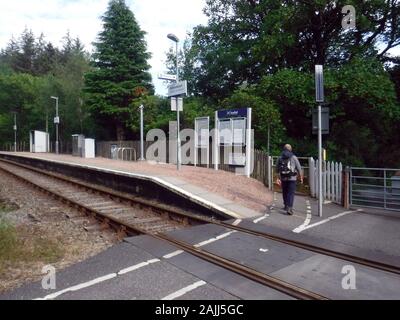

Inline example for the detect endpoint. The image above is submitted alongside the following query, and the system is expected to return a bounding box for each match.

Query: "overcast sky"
[0,0,208,96]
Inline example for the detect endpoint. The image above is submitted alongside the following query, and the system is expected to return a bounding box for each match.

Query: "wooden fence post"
[342,166,350,209]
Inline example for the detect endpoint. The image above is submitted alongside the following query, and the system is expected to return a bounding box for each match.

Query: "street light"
[51,96,59,154]
[167,33,181,170]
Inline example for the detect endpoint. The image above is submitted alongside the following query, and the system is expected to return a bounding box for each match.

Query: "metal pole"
[318,104,323,217]
[176,41,181,170]
[139,105,144,160]
[56,98,59,154]
[13,113,16,152]
[267,123,270,156]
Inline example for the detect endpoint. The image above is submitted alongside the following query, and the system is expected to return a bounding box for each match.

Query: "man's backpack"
[278,157,296,178]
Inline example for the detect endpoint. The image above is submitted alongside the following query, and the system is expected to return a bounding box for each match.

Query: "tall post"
[315,65,324,217]
[175,40,181,170]
[139,105,145,160]
[55,98,59,154]
[318,104,323,216]
[51,96,60,154]
[267,123,270,156]
[13,113,17,152]
[214,111,219,171]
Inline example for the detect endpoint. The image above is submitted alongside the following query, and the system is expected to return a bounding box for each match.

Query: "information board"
[195,117,209,148]
[219,119,232,145]
[232,118,246,145]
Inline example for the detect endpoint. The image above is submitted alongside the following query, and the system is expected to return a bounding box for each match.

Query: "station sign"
[168,81,187,97]
[171,97,183,112]
[312,107,329,135]
[315,65,324,103]
[158,73,177,81]
[218,108,248,119]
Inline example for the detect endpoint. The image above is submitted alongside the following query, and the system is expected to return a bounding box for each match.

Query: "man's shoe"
[287,208,294,216]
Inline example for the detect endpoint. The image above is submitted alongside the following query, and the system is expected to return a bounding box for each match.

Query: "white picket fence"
[309,158,343,204]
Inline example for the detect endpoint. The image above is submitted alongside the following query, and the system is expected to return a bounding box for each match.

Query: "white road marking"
[294,209,362,233]
[253,214,269,224]
[232,219,242,226]
[194,231,237,248]
[162,231,238,259]
[35,273,117,300]
[34,258,161,300]
[161,280,207,300]
[292,200,313,233]
[163,250,184,259]
[259,248,269,253]
[118,259,160,275]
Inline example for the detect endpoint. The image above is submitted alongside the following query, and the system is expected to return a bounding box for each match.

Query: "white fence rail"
[309,158,343,204]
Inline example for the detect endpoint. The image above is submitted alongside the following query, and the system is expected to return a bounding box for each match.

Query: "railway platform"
[0,152,269,220]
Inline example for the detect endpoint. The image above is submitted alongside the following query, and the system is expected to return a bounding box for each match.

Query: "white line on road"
[232,219,242,226]
[194,231,237,248]
[34,258,161,300]
[35,273,117,300]
[163,250,184,259]
[253,214,269,224]
[161,280,207,300]
[294,209,362,233]
[118,259,160,275]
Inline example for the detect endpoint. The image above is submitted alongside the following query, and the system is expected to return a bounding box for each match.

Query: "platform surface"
[0,152,271,219]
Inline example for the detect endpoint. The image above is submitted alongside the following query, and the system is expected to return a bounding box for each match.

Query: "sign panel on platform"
[219,119,232,145]
[195,117,209,148]
[232,118,246,145]
[312,107,330,134]
[168,81,187,97]
[218,108,248,119]
[158,73,177,81]
[171,97,183,112]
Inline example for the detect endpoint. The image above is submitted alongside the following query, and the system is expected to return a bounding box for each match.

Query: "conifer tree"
[84,0,153,140]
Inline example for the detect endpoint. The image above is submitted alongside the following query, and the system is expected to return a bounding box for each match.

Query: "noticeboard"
[219,119,232,145]
[195,117,209,148]
[232,118,246,145]
[312,107,330,135]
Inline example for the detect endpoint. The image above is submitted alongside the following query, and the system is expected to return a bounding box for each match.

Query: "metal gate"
[350,167,400,211]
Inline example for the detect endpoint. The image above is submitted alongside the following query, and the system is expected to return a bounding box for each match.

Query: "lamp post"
[51,96,59,154]
[167,33,181,171]
[138,104,145,161]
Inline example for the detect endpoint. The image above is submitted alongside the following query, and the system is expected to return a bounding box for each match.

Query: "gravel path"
[0,170,118,293]
[4,153,273,213]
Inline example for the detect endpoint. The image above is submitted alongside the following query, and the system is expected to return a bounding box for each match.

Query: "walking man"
[276,144,303,215]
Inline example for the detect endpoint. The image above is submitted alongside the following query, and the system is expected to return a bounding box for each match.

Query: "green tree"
[84,0,154,140]
[185,0,400,98]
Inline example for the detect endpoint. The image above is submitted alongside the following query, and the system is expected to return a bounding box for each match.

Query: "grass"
[0,206,64,275]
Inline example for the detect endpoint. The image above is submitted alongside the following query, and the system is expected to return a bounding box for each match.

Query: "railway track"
[1,157,398,276]
[1,157,399,299]
[0,158,326,300]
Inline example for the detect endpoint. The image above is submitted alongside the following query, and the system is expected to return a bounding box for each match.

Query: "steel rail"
[0,159,326,300]
[1,157,399,276]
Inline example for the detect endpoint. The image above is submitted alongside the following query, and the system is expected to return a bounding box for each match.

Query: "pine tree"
[84,0,153,140]
[17,28,36,74]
